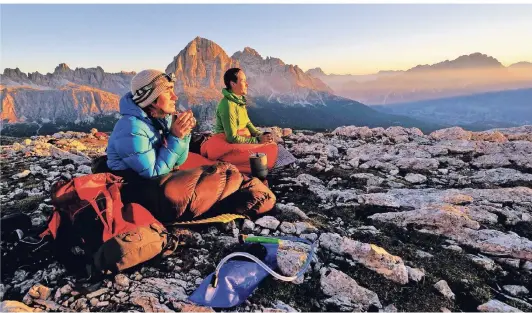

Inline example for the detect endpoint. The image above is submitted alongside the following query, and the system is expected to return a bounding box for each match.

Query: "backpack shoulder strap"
[39,210,62,239]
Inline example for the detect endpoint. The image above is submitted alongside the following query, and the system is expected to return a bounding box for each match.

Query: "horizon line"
[3,58,530,78]
[1,40,530,77]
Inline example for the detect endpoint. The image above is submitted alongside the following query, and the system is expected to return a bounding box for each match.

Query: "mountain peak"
[232,47,264,62]
[408,52,503,72]
[54,63,71,73]
[165,37,237,95]
[242,47,261,57]
[454,52,502,66]
[181,37,225,55]
[2,67,30,82]
[306,67,326,77]
[3,67,24,76]
[190,36,211,45]
[509,61,532,68]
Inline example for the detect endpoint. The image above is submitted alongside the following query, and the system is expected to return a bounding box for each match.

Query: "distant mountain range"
[1,36,439,135]
[374,88,532,129]
[1,40,530,136]
[0,65,133,125]
[508,61,532,69]
[163,37,436,131]
[306,53,532,105]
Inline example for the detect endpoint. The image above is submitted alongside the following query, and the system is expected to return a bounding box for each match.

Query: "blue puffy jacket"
[106,92,190,179]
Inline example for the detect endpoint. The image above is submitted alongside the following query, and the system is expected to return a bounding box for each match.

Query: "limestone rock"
[11,170,31,180]
[26,284,51,301]
[86,288,108,299]
[275,203,309,220]
[434,280,455,300]
[242,219,255,232]
[502,285,529,297]
[114,274,130,290]
[279,222,297,234]
[255,216,281,230]
[0,300,39,312]
[319,233,409,284]
[277,248,308,284]
[406,266,425,282]
[477,299,522,312]
[404,173,427,184]
[320,268,382,311]
[130,293,173,312]
[430,127,472,141]
[468,254,498,271]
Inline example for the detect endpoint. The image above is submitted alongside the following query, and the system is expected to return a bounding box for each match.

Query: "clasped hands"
[259,133,274,144]
[171,110,196,139]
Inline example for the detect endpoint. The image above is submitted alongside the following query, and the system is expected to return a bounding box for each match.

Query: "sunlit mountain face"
[1,37,442,136]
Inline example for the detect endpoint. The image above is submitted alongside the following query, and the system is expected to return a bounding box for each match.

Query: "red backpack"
[40,173,173,275]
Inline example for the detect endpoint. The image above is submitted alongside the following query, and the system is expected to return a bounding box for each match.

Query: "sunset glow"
[1,4,531,75]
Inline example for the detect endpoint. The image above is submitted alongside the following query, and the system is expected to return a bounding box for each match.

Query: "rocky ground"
[1,125,532,312]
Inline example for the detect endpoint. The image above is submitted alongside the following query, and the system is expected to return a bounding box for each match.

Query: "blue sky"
[1,4,531,75]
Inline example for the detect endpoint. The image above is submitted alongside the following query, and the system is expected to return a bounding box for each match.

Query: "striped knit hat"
[130,69,174,108]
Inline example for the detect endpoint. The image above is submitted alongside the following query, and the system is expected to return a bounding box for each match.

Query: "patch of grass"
[335,256,457,312]
[509,221,532,241]
[500,296,532,312]
[481,216,532,242]
[340,223,505,312]
[244,271,323,312]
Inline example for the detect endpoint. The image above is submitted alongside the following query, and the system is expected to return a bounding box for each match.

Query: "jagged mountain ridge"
[1,64,135,95]
[1,37,337,126]
[406,52,504,72]
[0,84,120,123]
[2,36,438,133]
[164,37,333,105]
[306,52,532,105]
[163,37,436,132]
[1,64,133,124]
[232,47,333,100]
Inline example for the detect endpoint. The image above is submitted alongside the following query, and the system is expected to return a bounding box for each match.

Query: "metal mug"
[249,153,268,180]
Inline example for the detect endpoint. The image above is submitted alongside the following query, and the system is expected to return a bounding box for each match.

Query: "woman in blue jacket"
[105,69,197,218]
[106,69,195,179]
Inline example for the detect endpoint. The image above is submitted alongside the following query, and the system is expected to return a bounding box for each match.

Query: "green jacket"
[214,88,262,144]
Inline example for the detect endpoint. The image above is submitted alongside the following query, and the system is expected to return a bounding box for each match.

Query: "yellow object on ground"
[167,214,246,226]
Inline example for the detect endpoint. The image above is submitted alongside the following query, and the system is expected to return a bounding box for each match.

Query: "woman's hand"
[171,111,195,139]
[258,133,274,144]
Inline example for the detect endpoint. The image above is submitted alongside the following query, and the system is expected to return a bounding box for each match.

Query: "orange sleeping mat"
[179,152,217,170]
[199,129,278,174]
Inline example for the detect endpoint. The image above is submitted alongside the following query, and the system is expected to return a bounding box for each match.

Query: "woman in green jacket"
[200,68,285,174]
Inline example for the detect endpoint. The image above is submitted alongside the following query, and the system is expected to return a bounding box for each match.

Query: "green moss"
[336,258,456,312]
[338,224,502,312]
[244,271,323,312]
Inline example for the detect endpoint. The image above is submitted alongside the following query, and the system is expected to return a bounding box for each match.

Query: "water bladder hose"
[210,235,316,288]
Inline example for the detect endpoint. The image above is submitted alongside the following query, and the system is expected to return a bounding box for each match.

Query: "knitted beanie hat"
[130,69,173,108]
